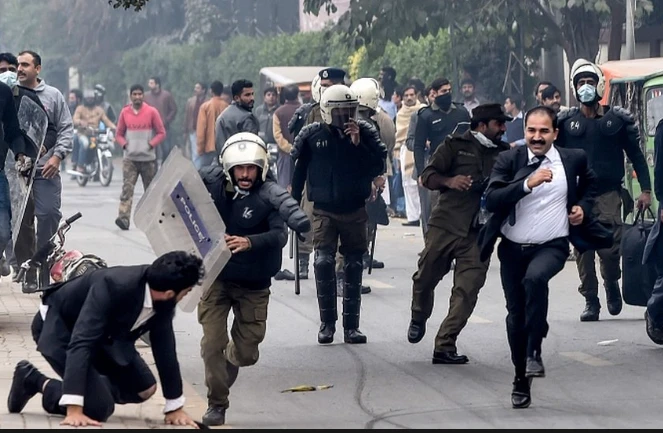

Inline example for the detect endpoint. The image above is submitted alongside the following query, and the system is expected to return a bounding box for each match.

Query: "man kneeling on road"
[7,251,204,428]
[198,132,310,426]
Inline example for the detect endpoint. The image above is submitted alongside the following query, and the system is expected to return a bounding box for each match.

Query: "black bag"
[621,208,658,307]
[365,192,390,226]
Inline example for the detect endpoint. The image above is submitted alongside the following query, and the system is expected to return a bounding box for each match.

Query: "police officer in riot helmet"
[197,132,309,426]
[557,58,652,322]
[291,84,387,345]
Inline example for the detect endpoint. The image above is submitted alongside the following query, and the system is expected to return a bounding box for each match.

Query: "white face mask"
[0,71,18,88]
[577,84,597,105]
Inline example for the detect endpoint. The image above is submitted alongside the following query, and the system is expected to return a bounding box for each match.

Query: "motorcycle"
[16,212,107,289]
[67,123,115,187]
[266,142,278,178]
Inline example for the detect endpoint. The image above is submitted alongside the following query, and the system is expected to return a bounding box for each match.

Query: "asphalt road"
[57,168,663,429]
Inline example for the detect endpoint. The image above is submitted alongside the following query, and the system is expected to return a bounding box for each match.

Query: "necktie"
[508,155,546,226]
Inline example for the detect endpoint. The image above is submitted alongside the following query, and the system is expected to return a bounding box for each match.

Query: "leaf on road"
[280,384,334,393]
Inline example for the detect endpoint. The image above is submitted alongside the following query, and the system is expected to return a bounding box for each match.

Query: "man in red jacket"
[114,84,166,231]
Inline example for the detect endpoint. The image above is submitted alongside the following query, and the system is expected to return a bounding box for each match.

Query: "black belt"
[503,236,567,250]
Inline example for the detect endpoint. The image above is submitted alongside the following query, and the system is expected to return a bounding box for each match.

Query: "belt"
[503,236,566,250]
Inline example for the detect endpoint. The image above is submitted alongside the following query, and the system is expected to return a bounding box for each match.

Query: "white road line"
[559,351,614,366]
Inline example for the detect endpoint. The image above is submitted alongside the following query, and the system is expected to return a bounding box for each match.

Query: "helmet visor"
[330,106,358,129]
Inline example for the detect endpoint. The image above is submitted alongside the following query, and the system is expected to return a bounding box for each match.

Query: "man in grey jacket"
[16,50,73,290]
[214,79,259,159]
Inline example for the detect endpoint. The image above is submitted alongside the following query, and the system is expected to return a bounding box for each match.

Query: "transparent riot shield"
[6,97,48,247]
[134,147,231,312]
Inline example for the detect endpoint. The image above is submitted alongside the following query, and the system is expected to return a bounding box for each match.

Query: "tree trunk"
[560,6,602,69]
[607,0,626,60]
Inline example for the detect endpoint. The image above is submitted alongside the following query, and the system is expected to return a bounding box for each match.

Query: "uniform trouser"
[31,314,156,422]
[410,225,489,352]
[576,191,622,301]
[313,208,368,329]
[197,280,270,409]
[297,185,314,256]
[335,220,375,273]
[118,159,158,223]
[10,173,62,287]
[646,234,663,327]
[498,238,569,378]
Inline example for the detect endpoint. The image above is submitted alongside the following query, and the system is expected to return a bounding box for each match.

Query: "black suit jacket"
[478,145,613,262]
[36,265,183,400]
[643,119,663,264]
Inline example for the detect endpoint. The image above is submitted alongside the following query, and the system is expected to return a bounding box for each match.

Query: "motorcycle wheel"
[99,156,113,187]
[76,172,89,187]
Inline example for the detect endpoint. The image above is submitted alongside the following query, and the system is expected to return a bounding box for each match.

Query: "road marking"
[468,315,492,324]
[362,279,394,289]
[559,351,614,367]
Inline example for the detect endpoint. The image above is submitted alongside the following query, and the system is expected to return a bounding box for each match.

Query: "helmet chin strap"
[232,185,250,200]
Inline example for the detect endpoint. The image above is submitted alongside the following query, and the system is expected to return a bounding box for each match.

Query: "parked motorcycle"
[67,123,115,187]
[16,212,107,289]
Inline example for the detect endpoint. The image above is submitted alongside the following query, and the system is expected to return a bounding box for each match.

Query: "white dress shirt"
[56,285,185,413]
[501,145,570,244]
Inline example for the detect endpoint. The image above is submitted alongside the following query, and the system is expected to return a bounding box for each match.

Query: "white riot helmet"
[319,84,359,128]
[349,77,383,112]
[311,74,323,104]
[570,58,606,101]
[219,132,269,184]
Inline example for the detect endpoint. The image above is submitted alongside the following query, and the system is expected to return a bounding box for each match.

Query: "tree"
[108,0,151,11]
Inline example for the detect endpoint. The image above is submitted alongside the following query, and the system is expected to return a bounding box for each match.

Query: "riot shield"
[6,97,48,247]
[134,147,231,313]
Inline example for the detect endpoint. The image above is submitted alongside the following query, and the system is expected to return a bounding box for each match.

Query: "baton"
[289,229,294,260]
[294,233,301,295]
[368,222,378,275]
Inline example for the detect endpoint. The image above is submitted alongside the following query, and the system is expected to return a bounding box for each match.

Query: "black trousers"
[31,314,156,422]
[497,237,569,378]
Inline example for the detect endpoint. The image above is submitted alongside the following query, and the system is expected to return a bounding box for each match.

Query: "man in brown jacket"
[184,81,207,161]
[144,76,177,165]
[196,81,228,169]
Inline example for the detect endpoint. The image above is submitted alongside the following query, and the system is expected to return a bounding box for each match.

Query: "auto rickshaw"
[601,57,663,219]
[258,66,327,105]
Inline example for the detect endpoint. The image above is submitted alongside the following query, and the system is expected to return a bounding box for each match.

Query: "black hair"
[506,94,524,109]
[282,83,300,101]
[393,85,404,98]
[263,86,277,96]
[146,251,205,294]
[460,78,475,87]
[130,84,144,94]
[210,80,224,96]
[407,77,425,95]
[231,79,253,98]
[403,85,417,95]
[541,85,560,101]
[70,88,83,100]
[149,76,161,87]
[197,81,208,91]
[18,50,41,67]
[525,105,558,130]
[534,80,553,97]
[430,78,450,92]
[0,52,18,66]
[381,66,397,81]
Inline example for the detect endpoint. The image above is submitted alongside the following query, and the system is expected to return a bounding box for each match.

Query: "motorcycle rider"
[291,84,387,345]
[93,84,117,124]
[72,90,116,174]
[197,132,310,426]
[556,58,652,322]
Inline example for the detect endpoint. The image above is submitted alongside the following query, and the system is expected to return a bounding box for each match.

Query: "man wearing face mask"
[557,58,652,322]
[291,85,387,346]
[407,103,510,365]
[214,79,259,161]
[413,78,471,235]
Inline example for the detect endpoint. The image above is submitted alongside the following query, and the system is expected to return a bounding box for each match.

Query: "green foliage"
[108,0,150,11]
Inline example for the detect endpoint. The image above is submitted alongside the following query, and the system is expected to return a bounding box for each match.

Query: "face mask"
[435,93,452,111]
[0,71,18,88]
[577,84,597,105]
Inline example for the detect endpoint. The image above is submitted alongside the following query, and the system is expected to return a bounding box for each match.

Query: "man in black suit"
[7,251,204,428]
[645,118,663,343]
[478,106,610,409]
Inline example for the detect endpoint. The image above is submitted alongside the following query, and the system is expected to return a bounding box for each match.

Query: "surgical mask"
[577,84,597,105]
[435,93,452,111]
[0,71,18,88]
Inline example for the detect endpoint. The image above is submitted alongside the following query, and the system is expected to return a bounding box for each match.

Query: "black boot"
[22,269,39,294]
[342,254,367,344]
[298,253,309,280]
[580,297,600,322]
[511,376,532,409]
[605,281,623,316]
[314,251,337,344]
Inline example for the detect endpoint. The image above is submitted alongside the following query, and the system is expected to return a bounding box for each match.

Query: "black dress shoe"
[402,220,420,227]
[8,360,43,413]
[344,329,367,344]
[645,311,663,345]
[580,299,600,322]
[407,320,426,344]
[226,361,239,388]
[432,351,469,364]
[511,377,532,409]
[318,322,335,344]
[605,282,623,316]
[274,269,296,281]
[202,405,226,426]
[526,356,545,378]
[363,257,384,269]
[361,285,371,294]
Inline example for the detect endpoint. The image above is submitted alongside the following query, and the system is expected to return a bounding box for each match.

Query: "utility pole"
[625,0,636,60]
